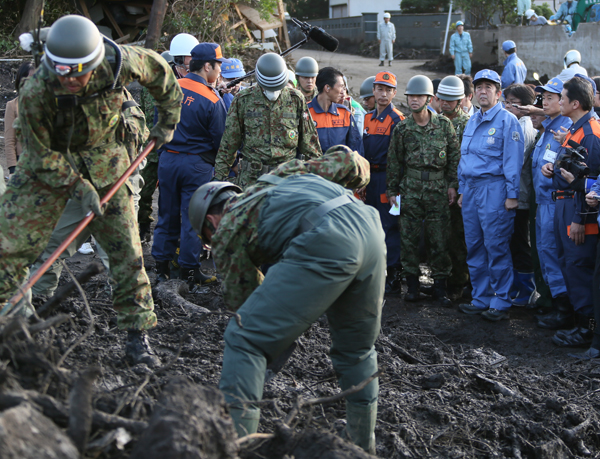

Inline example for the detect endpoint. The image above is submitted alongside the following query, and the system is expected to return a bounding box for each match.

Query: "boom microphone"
[308,27,339,52]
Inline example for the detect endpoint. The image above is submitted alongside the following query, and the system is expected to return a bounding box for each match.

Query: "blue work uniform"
[556,113,600,316]
[531,115,571,298]
[308,97,364,155]
[458,102,524,311]
[362,104,405,269]
[550,0,578,25]
[222,92,234,112]
[152,73,227,269]
[501,53,527,89]
[449,31,473,75]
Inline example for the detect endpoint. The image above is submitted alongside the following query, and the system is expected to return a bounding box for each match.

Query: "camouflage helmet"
[295,56,319,77]
[255,53,288,91]
[405,75,434,96]
[43,15,104,78]
[360,76,376,99]
[436,75,465,101]
[160,51,174,63]
[189,182,242,236]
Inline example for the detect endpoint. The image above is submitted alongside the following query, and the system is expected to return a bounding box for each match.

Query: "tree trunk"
[145,0,168,49]
[15,0,44,38]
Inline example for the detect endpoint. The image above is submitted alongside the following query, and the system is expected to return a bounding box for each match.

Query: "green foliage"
[286,0,329,20]
[401,0,450,14]
[534,2,554,19]
[455,0,520,27]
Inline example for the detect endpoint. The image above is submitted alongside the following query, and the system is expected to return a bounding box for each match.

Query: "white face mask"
[263,89,281,101]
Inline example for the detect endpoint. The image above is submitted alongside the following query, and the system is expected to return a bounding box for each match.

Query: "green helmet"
[160,51,174,63]
[405,75,435,96]
[360,76,376,99]
[188,182,242,236]
[295,56,319,77]
[436,75,465,101]
[255,53,288,91]
[44,15,104,78]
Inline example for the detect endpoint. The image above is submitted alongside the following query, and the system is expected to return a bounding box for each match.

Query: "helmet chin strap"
[408,96,431,113]
[442,102,462,116]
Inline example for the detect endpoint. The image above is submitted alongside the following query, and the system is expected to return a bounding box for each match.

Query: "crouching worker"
[188,145,386,453]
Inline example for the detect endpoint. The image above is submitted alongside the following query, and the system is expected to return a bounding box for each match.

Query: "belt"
[300,194,359,233]
[406,168,444,181]
[552,190,575,201]
[240,160,278,175]
[369,163,386,172]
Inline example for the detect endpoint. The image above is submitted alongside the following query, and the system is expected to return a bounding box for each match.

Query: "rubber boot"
[536,295,574,330]
[509,268,520,299]
[432,278,453,308]
[229,407,260,438]
[404,275,420,302]
[125,330,161,368]
[420,284,434,296]
[385,267,402,295]
[180,267,218,290]
[155,260,171,283]
[379,61,384,67]
[512,272,536,306]
[345,401,377,455]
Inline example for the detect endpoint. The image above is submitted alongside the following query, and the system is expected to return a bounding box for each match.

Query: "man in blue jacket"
[550,0,577,25]
[449,21,473,76]
[458,69,524,321]
[152,43,229,286]
[308,67,363,155]
[501,41,527,90]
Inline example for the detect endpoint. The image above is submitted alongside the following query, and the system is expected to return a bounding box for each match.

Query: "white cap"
[525,9,535,19]
[383,12,391,19]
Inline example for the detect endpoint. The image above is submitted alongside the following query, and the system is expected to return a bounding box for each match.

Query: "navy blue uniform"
[362,104,405,269]
[308,97,363,155]
[152,73,227,269]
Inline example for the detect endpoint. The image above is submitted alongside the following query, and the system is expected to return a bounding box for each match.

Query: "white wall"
[329,0,401,22]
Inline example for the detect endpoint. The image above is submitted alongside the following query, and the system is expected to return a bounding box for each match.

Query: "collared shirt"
[362,103,405,165]
[532,115,572,204]
[557,64,588,82]
[458,102,524,198]
[449,31,473,55]
[308,97,364,155]
[162,73,227,162]
[502,53,527,89]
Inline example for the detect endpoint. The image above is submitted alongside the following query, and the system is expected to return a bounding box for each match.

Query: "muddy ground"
[1,58,600,458]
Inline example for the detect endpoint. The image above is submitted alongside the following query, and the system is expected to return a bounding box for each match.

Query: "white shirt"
[557,63,588,82]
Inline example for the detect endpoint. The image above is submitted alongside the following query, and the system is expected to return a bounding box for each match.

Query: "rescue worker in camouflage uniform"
[189,146,385,454]
[30,88,149,299]
[214,53,321,188]
[386,75,460,307]
[0,15,182,367]
[295,56,319,103]
[137,50,175,242]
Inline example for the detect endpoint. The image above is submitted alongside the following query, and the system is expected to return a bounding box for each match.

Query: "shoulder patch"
[512,131,521,141]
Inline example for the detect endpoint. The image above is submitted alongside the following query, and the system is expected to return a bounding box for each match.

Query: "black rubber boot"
[180,267,218,290]
[405,275,420,302]
[432,278,453,308]
[125,330,161,368]
[420,284,434,296]
[385,267,402,295]
[379,61,384,67]
[155,260,171,283]
[536,294,574,330]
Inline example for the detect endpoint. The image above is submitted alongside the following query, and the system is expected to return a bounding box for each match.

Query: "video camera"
[554,140,590,179]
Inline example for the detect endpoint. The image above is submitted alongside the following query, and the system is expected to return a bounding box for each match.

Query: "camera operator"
[541,75,600,349]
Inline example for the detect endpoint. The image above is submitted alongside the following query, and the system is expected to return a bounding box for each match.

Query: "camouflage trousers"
[400,190,451,278]
[447,202,469,289]
[0,174,156,330]
[138,159,158,227]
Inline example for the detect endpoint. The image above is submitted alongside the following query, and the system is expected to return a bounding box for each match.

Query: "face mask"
[263,89,281,101]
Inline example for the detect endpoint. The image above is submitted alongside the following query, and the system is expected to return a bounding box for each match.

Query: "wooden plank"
[101,2,126,40]
[233,3,254,42]
[115,34,131,44]
[78,0,92,20]
[237,4,282,31]
[135,14,150,24]
[231,18,247,29]
[277,0,291,49]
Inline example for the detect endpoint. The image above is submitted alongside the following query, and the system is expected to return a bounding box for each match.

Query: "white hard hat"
[383,12,391,19]
[525,9,535,19]
[564,49,581,69]
[170,33,199,57]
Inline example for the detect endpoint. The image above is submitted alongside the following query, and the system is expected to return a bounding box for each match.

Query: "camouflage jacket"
[213,85,322,181]
[302,87,318,103]
[386,112,460,197]
[212,147,370,310]
[448,107,470,146]
[15,45,182,191]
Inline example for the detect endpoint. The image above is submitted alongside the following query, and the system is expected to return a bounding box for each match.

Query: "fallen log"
[152,279,210,314]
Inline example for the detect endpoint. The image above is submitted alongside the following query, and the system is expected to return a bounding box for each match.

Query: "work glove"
[149,123,175,150]
[71,178,104,217]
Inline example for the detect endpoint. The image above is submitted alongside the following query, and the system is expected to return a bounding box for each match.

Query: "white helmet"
[383,12,391,19]
[564,49,581,69]
[170,33,199,57]
[525,9,535,19]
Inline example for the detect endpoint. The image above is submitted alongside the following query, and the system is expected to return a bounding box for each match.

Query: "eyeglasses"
[54,63,84,76]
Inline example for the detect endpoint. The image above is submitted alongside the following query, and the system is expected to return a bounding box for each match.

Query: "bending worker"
[189,146,385,454]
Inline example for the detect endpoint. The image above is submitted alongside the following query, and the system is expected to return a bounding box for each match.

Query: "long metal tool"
[1,139,157,315]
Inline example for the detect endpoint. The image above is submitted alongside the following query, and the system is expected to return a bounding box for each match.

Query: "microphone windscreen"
[567,139,580,149]
[308,27,339,52]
